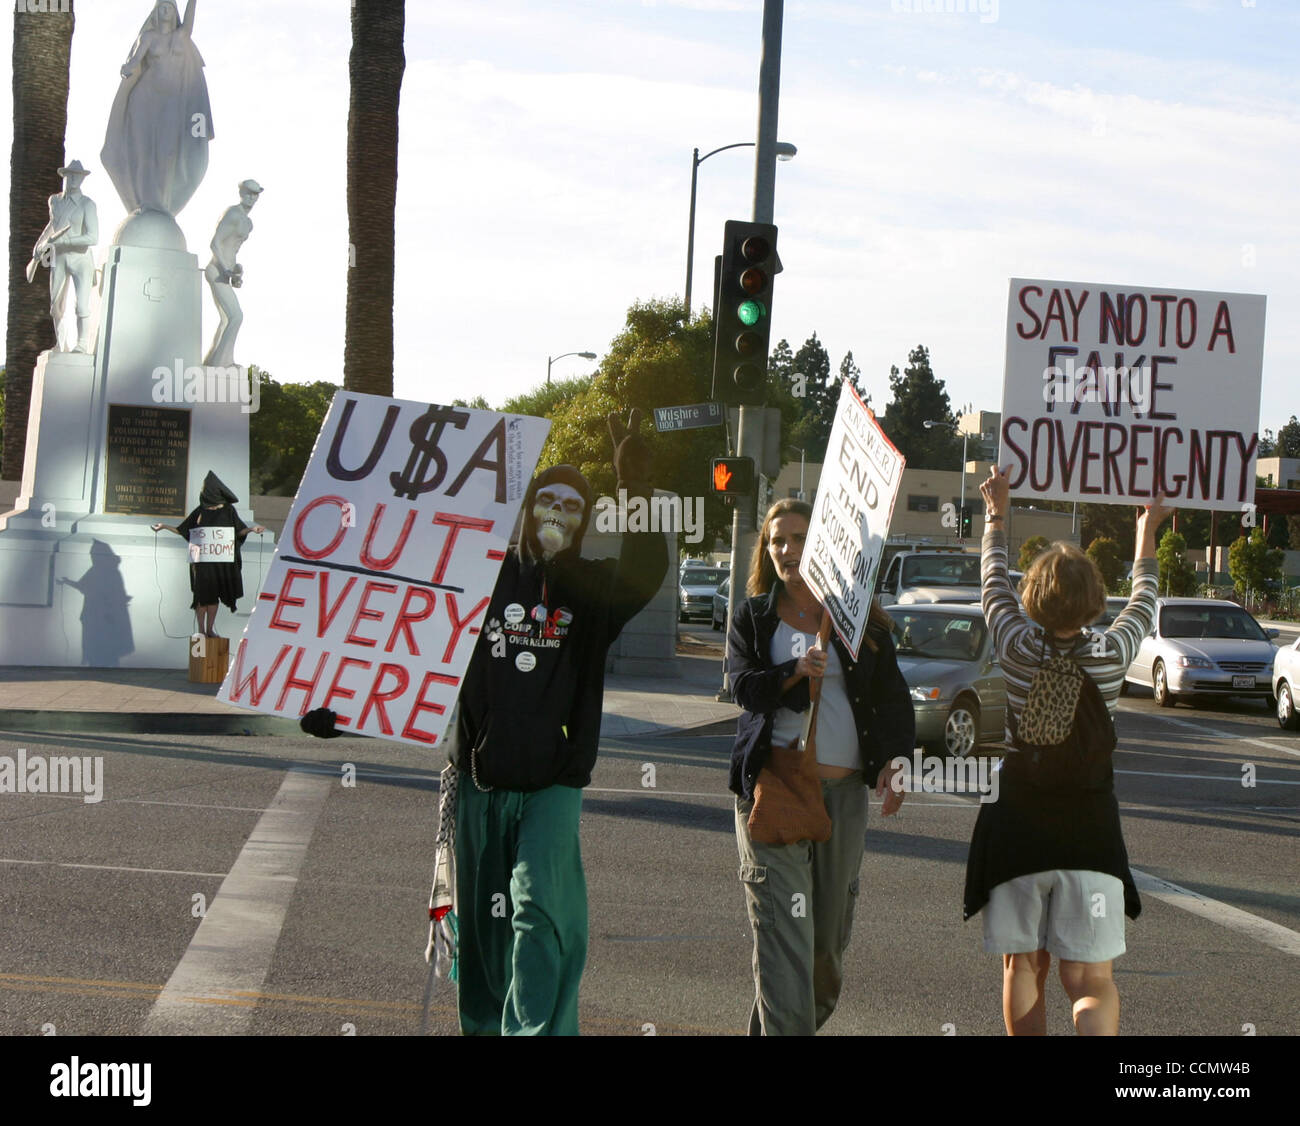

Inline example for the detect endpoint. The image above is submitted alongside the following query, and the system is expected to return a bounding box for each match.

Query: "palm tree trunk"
[5,2,74,480]
[344,0,405,398]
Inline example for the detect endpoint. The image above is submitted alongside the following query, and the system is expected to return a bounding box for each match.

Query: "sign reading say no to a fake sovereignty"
[1001,279,1266,511]
[217,394,550,745]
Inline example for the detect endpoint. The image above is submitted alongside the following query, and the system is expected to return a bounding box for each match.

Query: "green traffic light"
[737,299,766,326]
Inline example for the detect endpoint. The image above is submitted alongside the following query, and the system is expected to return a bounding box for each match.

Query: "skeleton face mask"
[532,484,586,557]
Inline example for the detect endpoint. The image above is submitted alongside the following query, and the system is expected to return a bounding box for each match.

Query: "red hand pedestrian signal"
[709,457,754,497]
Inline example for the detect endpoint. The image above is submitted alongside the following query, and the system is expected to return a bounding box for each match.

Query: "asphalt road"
[1,622,1296,1037]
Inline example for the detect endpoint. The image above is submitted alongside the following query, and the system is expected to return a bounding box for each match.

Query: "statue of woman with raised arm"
[101,1,213,219]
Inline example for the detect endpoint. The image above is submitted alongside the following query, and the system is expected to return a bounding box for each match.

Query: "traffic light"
[960,504,973,538]
[712,220,779,405]
[710,456,756,498]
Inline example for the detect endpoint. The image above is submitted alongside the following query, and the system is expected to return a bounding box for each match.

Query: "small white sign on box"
[1001,279,1266,511]
[188,525,235,563]
[799,381,904,660]
[217,394,550,747]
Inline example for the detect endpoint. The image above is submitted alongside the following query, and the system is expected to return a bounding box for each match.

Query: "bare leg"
[196,604,218,638]
[1059,959,1119,1036]
[1003,950,1050,1035]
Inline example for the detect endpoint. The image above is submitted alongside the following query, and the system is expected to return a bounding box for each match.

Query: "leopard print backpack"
[1005,633,1116,792]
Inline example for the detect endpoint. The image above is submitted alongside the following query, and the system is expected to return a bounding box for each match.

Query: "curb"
[0,710,304,737]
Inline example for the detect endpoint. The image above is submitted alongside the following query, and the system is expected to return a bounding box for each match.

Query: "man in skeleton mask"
[304,409,665,1035]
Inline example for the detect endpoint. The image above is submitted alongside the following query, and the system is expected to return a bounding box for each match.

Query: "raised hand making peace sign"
[608,408,654,499]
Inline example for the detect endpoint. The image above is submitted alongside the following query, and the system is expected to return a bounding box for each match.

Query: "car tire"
[711,612,721,631]
[1152,660,1178,708]
[941,696,980,757]
[1278,682,1299,731]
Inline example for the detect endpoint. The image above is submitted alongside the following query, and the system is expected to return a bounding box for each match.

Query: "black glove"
[300,707,341,739]
[608,408,653,500]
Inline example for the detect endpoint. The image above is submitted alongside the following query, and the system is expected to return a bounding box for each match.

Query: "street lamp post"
[785,445,806,500]
[924,418,970,540]
[547,350,597,386]
[684,140,795,318]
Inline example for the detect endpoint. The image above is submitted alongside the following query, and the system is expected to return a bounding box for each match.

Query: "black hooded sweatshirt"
[447,466,668,791]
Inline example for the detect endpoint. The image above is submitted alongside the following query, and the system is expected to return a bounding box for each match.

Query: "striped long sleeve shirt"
[981,529,1158,729]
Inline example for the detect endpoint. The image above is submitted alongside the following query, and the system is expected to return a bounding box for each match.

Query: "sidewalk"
[0,642,742,738]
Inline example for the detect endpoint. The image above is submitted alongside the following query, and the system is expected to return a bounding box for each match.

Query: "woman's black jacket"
[726,583,916,799]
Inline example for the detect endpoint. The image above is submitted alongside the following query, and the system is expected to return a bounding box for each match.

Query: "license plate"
[1232,675,1255,689]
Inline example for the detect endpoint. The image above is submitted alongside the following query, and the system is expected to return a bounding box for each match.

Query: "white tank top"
[769,620,862,770]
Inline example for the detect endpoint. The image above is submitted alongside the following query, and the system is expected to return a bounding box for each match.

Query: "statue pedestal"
[0,242,275,669]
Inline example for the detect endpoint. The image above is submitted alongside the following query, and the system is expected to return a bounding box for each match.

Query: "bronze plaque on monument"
[105,404,191,516]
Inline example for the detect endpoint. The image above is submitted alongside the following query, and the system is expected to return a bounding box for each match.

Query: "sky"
[2,0,1297,437]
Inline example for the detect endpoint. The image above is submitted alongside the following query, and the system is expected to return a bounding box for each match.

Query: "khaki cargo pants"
[735,772,868,1035]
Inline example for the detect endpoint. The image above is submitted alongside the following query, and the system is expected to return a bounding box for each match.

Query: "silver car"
[891,603,1006,756]
[1272,637,1300,731]
[679,566,728,622]
[1125,598,1280,708]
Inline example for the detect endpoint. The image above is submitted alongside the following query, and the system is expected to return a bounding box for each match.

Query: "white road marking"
[1131,712,1300,758]
[141,769,330,1034]
[1116,768,1300,786]
[1132,868,1300,958]
[0,858,234,879]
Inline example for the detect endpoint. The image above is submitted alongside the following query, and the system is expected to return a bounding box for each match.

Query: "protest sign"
[188,526,234,563]
[217,394,550,746]
[1001,279,1266,511]
[799,381,904,660]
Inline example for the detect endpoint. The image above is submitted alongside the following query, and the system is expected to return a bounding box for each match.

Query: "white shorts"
[983,869,1126,962]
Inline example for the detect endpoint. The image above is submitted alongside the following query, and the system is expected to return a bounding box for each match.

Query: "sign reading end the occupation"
[1001,278,1266,511]
[799,381,904,660]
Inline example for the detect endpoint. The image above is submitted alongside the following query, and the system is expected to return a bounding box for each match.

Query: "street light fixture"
[684,140,796,318]
[547,350,597,386]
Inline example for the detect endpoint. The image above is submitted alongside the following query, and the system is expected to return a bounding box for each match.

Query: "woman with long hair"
[727,497,915,1035]
[967,466,1170,1034]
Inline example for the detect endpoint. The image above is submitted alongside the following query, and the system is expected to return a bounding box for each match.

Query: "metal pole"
[958,430,967,541]
[546,357,552,386]
[752,0,784,225]
[685,148,699,319]
[800,450,805,500]
[720,406,760,702]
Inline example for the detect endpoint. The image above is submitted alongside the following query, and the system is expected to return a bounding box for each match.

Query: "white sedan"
[1125,598,1279,709]
[1273,637,1300,731]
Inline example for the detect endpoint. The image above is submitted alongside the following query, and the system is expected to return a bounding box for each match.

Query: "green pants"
[454,781,587,1035]
[735,772,869,1035]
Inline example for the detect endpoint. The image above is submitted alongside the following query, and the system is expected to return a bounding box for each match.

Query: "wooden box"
[188,635,230,684]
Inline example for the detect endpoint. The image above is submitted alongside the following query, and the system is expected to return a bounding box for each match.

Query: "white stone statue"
[101,0,212,218]
[28,160,99,353]
[203,180,263,368]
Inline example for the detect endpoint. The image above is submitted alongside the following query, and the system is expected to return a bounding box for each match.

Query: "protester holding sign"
[966,465,1170,1035]
[150,470,264,637]
[303,411,667,1036]
[727,498,913,1035]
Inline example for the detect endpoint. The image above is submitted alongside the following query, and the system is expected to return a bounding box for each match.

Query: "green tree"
[1080,504,1136,555]
[1086,536,1124,591]
[248,368,339,495]
[1228,528,1283,599]
[1274,416,1300,458]
[781,335,867,463]
[1156,529,1197,596]
[343,0,405,397]
[500,373,594,419]
[1018,535,1049,570]
[540,299,730,546]
[452,395,490,410]
[5,2,75,478]
[878,345,962,470]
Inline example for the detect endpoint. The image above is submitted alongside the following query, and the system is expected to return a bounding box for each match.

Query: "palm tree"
[344,0,405,398]
[4,2,75,479]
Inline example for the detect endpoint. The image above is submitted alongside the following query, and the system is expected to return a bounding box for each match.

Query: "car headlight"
[1176,655,1212,668]
[910,686,942,702]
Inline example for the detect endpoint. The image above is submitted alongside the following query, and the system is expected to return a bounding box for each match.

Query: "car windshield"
[901,555,982,588]
[1159,606,1267,641]
[891,610,987,661]
[685,569,728,587]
